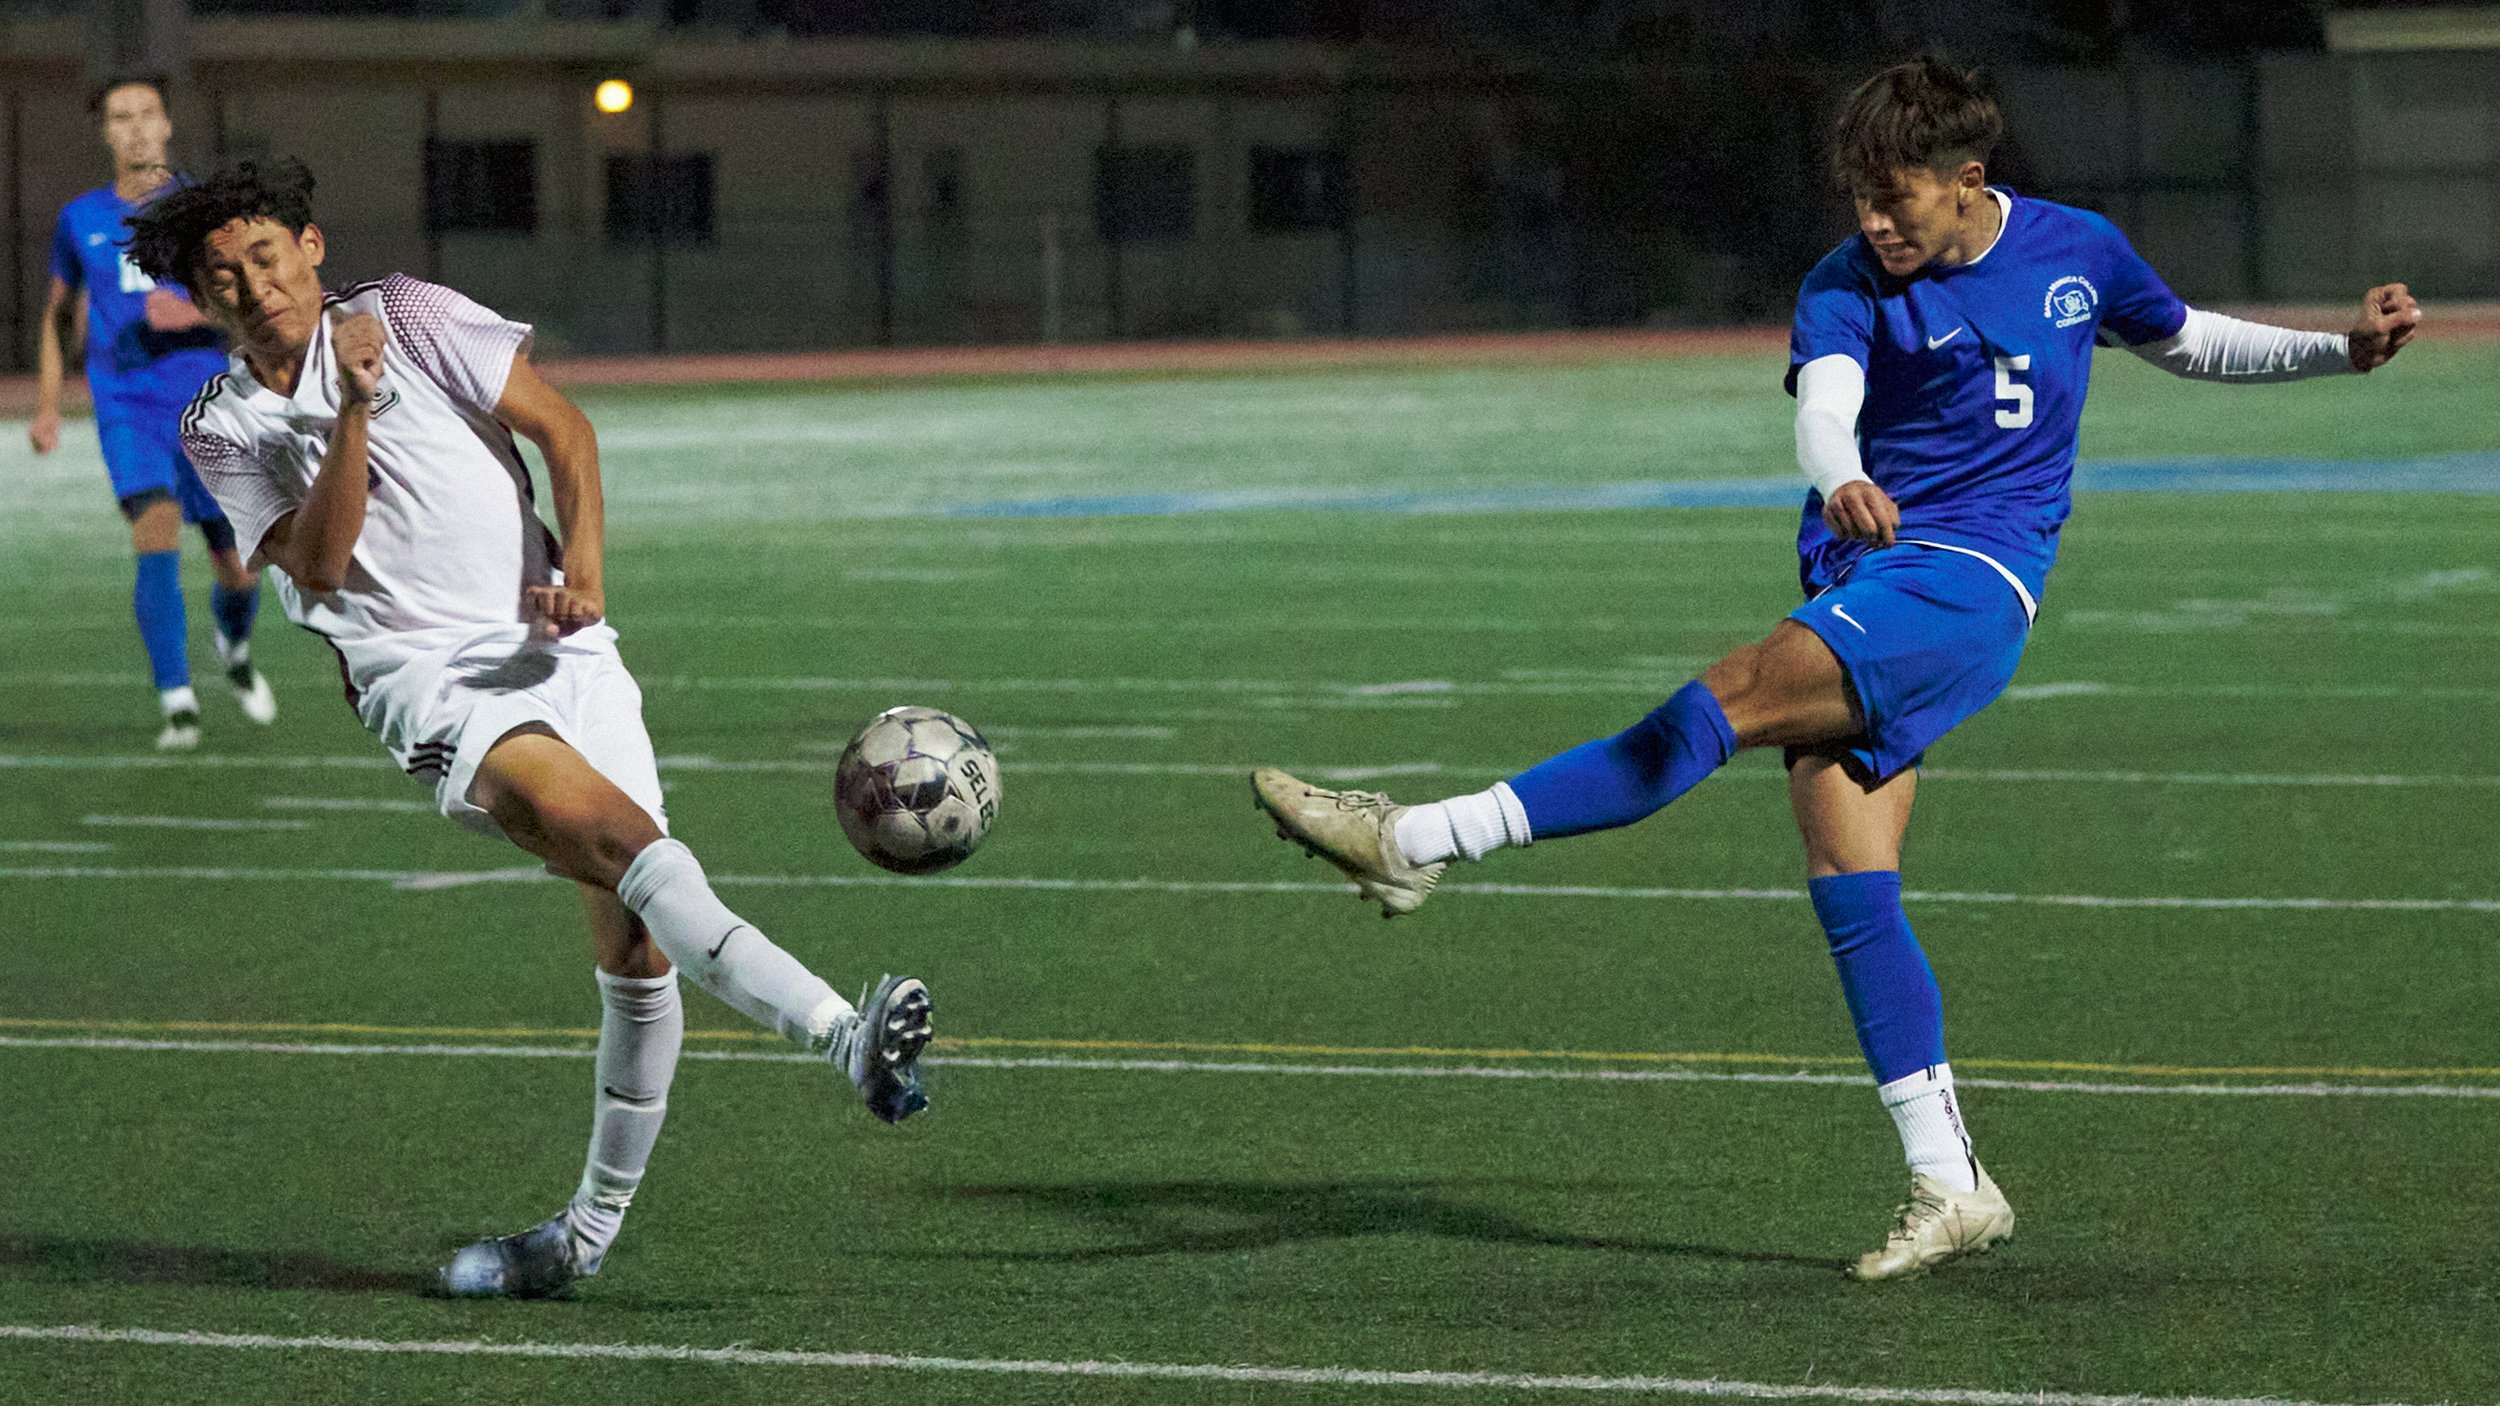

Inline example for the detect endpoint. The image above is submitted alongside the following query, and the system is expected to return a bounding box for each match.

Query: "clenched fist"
[2348,283,2420,373]
[330,309,385,405]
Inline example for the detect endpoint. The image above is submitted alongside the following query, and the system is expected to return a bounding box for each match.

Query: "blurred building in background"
[3,0,2496,362]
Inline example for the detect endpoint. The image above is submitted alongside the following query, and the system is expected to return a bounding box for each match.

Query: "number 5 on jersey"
[1993,354,2033,429]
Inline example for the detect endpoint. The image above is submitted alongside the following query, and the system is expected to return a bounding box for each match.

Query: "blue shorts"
[1787,543,2032,783]
[98,401,226,526]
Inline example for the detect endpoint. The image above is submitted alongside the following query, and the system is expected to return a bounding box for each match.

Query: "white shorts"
[354,623,669,840]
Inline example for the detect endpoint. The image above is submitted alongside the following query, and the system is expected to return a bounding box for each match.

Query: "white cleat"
[1848,1163,2015,1281]
[818,974,934,1124]
[216,636,278,725]
[439,1214,588,1299]
[1251,767,1445,919]
[154,709,201,752]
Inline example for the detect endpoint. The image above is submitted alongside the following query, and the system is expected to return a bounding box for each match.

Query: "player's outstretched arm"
[495,355,605,638]
[2125,285,2420,383]
[263,310,383,592]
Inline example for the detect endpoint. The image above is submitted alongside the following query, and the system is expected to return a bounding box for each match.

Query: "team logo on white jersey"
[2044,275,2099,329]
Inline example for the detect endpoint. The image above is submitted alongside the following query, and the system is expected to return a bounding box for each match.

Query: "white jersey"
[180,274,557,707]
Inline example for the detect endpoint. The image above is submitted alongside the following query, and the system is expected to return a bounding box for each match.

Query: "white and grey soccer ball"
[833,706,1000,875]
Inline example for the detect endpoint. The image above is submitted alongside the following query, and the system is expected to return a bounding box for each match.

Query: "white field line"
[6,1035,2498,1102]
[262,796,440,814]
[78,815,313,832]
[0,864,2492,913]
[658,676,2500,703]
[0,1323,2433,1406]
[0,840,111,853]
[9,753,2495,791]
[13,673,2498,702]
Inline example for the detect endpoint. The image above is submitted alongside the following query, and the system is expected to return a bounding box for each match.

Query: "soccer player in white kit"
[127,160,934,1299]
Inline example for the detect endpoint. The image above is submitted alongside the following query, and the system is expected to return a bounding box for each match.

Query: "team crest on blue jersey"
[2043,275,2098,328]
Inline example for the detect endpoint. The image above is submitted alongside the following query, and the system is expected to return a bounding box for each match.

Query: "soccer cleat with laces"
[818,974,934,1124]
[1848,1163,2015,1281]
[215,635,278,725]
[1250,767,1446,919]
[439,1214,587,1299]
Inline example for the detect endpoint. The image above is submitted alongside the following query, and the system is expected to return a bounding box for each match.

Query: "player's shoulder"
[56,186,117,232]
[178,367,256,447]
[61,185,118,216]
[322,275,395,319]
[2002,190,2133,254]
[343,272,504,339]
[1798,236,1880,298]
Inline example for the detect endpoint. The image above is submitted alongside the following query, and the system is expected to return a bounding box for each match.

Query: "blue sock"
[1809,871,1948,1085]
[1503,680,1738,840]
[132,550,189,692]
[211,581,260,654]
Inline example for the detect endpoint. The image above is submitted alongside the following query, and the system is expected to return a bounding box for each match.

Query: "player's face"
[99,84,172,173]
[191,218,329,362]
[1853,166,1970,276]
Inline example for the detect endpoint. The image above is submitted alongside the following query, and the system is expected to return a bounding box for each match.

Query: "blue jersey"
[1784,190,2186,602]
[49,184,226,411]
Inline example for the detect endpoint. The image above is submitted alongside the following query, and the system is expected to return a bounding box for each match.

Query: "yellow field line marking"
[3,1014,2494,1081]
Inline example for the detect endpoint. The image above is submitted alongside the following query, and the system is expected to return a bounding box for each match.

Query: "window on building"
[606,152,715,244]
[1095,145,1195,243]
[1248,146,1347,233]
[424,139,537,236]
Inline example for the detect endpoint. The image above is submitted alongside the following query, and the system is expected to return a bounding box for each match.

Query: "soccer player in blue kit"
[1255,58,2420,1278]
[28,74,276,749]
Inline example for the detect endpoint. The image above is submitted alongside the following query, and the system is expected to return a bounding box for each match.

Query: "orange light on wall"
[594,79,635,115]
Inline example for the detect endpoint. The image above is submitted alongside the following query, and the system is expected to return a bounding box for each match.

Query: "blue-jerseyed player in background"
[1255,57,2420,1279]
[29,73,276,749]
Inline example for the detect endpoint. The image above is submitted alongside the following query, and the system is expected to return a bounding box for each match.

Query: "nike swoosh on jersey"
[1829,604,1869,633]
[707,926,742,960]
[1925,328,1964,349]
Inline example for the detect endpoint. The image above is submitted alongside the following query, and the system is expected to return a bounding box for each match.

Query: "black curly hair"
[1830,57,2003,195]
[125,158,317,295]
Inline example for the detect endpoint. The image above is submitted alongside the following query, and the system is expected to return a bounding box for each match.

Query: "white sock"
[614,839,852,1047]
[1393,782,1532,865]
[159,685,198,716]
[1878,1063,1978,1193]
[566,967,682,1273]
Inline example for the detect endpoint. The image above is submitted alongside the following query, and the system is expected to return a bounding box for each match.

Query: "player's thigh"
[1701,620,1858,748]
[1788,753,1917,877]
[471,726,663,881]
[99,409,179,502]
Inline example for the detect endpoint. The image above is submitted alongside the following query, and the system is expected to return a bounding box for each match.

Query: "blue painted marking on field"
[946,453,2500,520]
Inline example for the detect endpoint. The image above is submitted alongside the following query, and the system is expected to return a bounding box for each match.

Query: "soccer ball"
[833,706,1000,875]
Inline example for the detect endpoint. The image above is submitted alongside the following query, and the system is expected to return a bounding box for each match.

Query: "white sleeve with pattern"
[2119,307,2353,383]
[1794,353,1874,500]
[180,411,295,563]
[376,273,535,414]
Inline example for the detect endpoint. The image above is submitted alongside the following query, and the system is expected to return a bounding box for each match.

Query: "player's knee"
[1700,641,1772,733]
[125,497,182,554]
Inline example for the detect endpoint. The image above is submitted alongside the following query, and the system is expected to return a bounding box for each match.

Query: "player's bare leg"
[1792,758,2011,1279]
[126,498,199,750]
[1255,621,1855,917]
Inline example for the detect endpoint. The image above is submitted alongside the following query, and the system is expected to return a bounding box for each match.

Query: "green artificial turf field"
[1,341,2496,1404]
